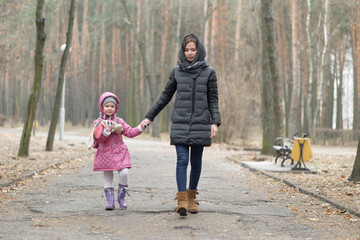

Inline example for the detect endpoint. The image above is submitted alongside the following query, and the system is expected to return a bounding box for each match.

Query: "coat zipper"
[191,77,197,120]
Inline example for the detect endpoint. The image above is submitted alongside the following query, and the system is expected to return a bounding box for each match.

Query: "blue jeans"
[175,145,204,192]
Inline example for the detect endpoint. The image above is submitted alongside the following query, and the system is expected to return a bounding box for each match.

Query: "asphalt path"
[0,137,359,239]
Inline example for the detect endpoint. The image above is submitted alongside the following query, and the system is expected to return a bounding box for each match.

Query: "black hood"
[178,33,208,71]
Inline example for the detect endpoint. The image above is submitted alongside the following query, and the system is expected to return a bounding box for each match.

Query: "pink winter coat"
[93,92,142,172]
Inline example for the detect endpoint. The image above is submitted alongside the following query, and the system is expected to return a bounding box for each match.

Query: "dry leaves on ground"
[0,128,90,191]
[231,146,360,214]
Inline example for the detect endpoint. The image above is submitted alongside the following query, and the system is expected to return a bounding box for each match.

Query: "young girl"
[92,92,145,210]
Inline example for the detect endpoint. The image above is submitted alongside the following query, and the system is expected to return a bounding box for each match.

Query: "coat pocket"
[112,143,127,154]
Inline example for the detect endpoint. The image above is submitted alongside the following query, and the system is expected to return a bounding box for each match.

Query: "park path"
[0,134,359,239]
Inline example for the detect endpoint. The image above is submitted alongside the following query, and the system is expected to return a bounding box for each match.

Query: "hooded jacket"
[93,92,142,171]
[145,33,221,146]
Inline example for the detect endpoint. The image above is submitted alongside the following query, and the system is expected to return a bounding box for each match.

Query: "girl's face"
[184,41,197,63]
[103,102,116,116]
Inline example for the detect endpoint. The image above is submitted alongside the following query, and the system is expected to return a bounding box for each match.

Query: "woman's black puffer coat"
[145,33,221,146]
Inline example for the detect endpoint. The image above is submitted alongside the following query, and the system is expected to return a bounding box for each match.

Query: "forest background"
[1,0,360,147]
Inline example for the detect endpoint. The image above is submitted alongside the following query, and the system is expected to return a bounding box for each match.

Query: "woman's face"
[103,102,116,116]
[184,41,197,63]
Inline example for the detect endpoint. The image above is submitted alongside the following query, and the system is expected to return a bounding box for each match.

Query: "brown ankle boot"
[187,189,199,213]
[174,192,188,216]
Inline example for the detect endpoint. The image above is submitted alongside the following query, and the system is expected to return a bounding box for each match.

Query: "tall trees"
[1,0,360,148]
[18,0,46,157]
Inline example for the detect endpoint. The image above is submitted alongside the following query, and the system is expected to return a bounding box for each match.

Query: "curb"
[0,152,93,188]
[226,156,360,218]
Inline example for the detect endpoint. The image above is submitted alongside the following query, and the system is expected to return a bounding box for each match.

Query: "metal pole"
[59,43,67,141]
[59,73,66,140]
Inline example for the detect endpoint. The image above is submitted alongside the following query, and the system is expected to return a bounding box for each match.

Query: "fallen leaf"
[290,205,298,211]
[324,208,334,215]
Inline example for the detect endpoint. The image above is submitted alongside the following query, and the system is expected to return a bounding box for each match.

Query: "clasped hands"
[140,118,152,129]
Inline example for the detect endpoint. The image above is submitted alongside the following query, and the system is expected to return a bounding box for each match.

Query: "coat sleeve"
[94,121,109,143]
[207,69,221,126]
[120,119,142,138]
[145,69,177,121]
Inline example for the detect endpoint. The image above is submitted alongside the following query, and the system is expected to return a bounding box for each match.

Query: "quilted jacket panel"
[93,117,141,171]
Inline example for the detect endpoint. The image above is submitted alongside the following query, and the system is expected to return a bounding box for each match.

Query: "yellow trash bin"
[291,138,313,162]
[290,138,313,170]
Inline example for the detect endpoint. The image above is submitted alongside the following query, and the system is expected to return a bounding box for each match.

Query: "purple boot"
[104,187,115,210]
[118,184,129,209]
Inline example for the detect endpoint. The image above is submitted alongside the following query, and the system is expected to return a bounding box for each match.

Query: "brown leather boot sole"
[188,209,198,214]
[176,207,187,216]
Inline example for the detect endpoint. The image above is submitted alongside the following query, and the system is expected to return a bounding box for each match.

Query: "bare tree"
[304,0,314,133]
[18,0,46,157]
[263,0,283,139]
[260,0,274,154]
[350,3,360,131]
[349,137,360,182]
[121,0,158,137]
[313,0,329,128]
[46,0,76,151]
[336,33,348,129]
[121,0,154,104]
[289,0,301,134]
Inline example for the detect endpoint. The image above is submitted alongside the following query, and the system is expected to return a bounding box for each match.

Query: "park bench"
[272,134,295,167]
[273,132,312,170]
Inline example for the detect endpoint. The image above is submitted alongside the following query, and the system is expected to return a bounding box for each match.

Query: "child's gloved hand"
[112,124,123,133]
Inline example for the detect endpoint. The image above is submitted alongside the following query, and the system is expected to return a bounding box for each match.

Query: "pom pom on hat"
[102,96,118,108]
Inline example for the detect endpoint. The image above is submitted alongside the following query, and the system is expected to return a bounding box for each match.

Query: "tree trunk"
[121,0,154,104]
[121,0,159,137]
[313,0,329,128]
[159,0,171,133]
[349,137,360,182]
[350,24,358,130]
[336,34,348,129]
[18,0,46,157]
[263,0,283,139]
[289,0,301,135]
[351,24,359,131]
[260,0,274,155]
[45,0,76,151]
[322,18,332,129]
[304,0,314,134]
[275,1,290,137]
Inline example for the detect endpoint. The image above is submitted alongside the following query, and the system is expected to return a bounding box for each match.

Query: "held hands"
[138,119,218,138]
[210,124,218,139]
[140,118,152,130]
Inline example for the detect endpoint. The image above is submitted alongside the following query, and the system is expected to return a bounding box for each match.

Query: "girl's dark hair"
[183,35,197,49]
